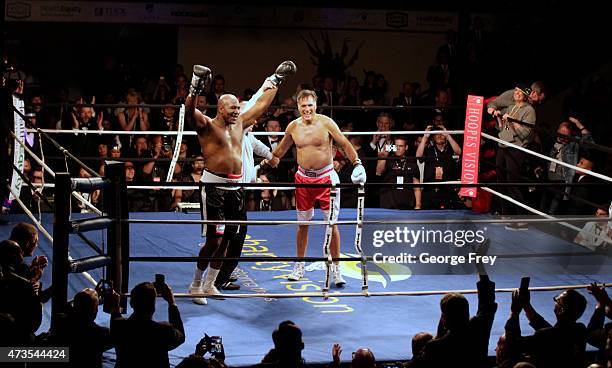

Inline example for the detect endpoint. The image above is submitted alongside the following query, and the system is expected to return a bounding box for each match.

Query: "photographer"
[177,334,227,368]
[109,279,185,368]
[416,124,462,209]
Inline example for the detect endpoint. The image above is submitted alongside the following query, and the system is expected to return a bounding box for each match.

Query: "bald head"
[217,94,241,124]
[73,288,99,321]
[351,348,376,368]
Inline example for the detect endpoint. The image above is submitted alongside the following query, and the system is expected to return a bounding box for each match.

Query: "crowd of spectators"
[1,222,612,367]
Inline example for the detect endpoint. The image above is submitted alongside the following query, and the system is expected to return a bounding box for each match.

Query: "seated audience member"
[259,320,306,367]
[416,124,462,209]
[492,334,524,368]
[125,161,152,212]
[109,281,185,368]
[586,283,612,365]
[172,154,205,209]
[376,136,422,209]
[0,239,43,345]
[176,334,227,368]
[505,287,587,368]
[403,332,433,367]
[413,275,497,367]
[44,288,113,368]
[574,204,612,252]
[329,345,377,368]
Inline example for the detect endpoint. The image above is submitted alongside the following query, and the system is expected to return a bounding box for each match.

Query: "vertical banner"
[458,95,483,198]
[9,94,26,203]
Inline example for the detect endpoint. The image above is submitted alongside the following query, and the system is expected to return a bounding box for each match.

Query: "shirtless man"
[185,61,296,304]
[272,89,366,285]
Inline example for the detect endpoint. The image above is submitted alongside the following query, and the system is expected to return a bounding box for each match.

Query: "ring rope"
[165,282,611,299]
[125,216,612,226]
[165,104,185,183]
[30,129,465,137]
[481,132,612,184]
[9,131,102,215]
[483,186,612,246]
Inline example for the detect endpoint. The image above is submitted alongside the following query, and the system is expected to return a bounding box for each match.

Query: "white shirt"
[242,132,273,183]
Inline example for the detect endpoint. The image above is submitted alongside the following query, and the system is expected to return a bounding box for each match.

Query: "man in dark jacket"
[413,275,497,367]
[505,287,587,368]
[109,281,185,368]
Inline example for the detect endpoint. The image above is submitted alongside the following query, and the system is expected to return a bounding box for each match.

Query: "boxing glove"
[267,61,297,86]
[189,65,212,96]
[351,159,367,184]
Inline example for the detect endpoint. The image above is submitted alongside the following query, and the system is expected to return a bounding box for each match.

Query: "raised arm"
[186,65,213,131]
[241,61,297,128]
[272,122,295,159]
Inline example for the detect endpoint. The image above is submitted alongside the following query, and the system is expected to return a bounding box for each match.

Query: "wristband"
[353,159,363,166]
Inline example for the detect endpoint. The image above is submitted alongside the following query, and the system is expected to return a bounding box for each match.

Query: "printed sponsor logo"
[6,2,31,19]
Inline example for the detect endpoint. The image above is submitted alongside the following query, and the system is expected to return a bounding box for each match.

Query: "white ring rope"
[169,283,610,299]
[483,186,612,246]
[126,216,611,226]
[7,185,98,287]
[481,132,612,184]
[165,104,185,182]
[30,129,465,136]
[10,131,103,215]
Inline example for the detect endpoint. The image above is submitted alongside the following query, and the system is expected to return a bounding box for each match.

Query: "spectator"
[109,281,185,368]
[115,89,150,149]
[172,154,205,209]
[173,73,189,104]
[426,49,453,97]
[413,276,497,367]
[207,74,227,117]
[586,283,612,365]
[487,82,547,112]
[488,85,536,230]
[416,124,462,209]
[565,155,602,216]
[369,112,394,154]
[260,320,306,367]
[377,136,422,210]
[330,344,376,368]
[536,118,593,214]
[317,76,339,109]
[573,204,612,252]
[125,161,152,212]
[44,288,113,368]
[404,332,433,367]
[505,287,587,368]
[73,167,100,213]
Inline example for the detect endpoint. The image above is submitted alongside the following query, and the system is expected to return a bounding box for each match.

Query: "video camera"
[95,279,114,313]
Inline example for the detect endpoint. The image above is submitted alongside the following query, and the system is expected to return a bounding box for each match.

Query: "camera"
[162,135,172,153]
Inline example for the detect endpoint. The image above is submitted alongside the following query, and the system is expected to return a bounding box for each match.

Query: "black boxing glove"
[189,65,212,96]
[267,61,297,86]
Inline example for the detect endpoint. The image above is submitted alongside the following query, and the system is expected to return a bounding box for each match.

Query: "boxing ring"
[3,93,612,366]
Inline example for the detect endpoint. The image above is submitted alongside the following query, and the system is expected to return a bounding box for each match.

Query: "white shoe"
[332,264,346,287]
[287,262,305,281]
[189,282,207,305]
[202,284,225,300]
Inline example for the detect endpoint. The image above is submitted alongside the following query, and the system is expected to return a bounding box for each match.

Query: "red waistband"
[298,166,334,178]
[206,171,242,179]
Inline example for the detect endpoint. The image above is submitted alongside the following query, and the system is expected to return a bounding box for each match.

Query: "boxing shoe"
[287,261,305,281]
[332,264,346,287]
[202,283,225,300]
[189,65,212,96]
[189,281,207,305]
[267,61,297,86]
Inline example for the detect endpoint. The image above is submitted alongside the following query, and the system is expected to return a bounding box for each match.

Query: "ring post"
[51,172,71,329]
[105,161,129,312]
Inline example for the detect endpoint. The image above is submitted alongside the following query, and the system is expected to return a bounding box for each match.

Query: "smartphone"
[154,274,165,294]
[520,276,530,291]
[209,336,222,354]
